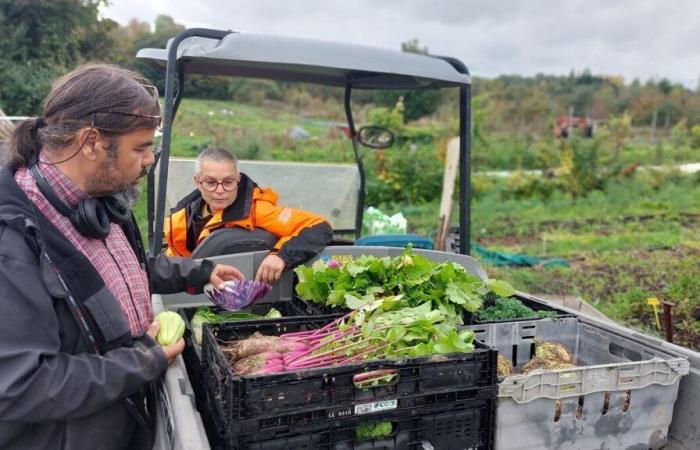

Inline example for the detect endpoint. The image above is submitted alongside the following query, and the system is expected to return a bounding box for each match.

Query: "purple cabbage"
[204,280,272,310]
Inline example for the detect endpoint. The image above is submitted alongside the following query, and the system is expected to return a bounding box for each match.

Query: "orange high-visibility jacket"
[164,174,333,268]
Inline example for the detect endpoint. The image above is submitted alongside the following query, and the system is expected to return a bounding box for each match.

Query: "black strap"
[28,213,154,444]
[40,250,101,353]
[29,165,73,218]
[122,215,153,283]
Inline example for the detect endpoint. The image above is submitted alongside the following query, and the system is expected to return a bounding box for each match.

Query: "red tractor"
[554,115,595,138]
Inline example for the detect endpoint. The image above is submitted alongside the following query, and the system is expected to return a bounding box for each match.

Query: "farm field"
[134,97,700,350]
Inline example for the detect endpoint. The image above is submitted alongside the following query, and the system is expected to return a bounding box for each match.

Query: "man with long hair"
[0,64,244,449]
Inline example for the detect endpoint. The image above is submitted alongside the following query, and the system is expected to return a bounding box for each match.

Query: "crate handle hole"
[553,399,562,422]
[576,395,585,419]
[623,390,631,412]
[609,343,642,361]
[353,420,396,441]
[353,369,399,389]
[601,392,610,415]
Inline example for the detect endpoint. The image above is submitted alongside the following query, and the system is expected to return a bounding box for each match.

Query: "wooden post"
[661,300,675,343]
[567,106,574,138]
[436,137,460,250]
[0,107,16,140]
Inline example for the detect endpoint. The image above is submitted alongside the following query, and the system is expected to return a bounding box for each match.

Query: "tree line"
[2,1,699,141]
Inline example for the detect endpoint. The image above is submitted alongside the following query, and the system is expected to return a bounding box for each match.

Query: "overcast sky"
[103,0,700,89]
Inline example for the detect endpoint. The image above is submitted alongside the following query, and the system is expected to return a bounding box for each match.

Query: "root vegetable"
[233,353,285,375]
[534,338,574,364]
[224,333,308,360]
[497,354,513,377]
[522,357,575,374]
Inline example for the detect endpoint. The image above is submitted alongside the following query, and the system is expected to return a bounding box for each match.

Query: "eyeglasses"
[141,84,160,105]
[197,178,240,192]
[91,111,162,129]
[88,84,162,130]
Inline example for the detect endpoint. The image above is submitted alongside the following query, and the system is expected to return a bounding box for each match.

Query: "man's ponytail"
[9,118,44,168]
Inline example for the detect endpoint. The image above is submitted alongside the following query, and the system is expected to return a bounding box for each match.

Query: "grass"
[373,172,700,350]
[471,131,700,171]
[168,98,700,169]
[488,248,700,349]
[133,96,700,350]
[168,98,355,163]
[466,174,700,350]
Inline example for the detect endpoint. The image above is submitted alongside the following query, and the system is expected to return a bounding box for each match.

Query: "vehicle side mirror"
[357,126,394,149]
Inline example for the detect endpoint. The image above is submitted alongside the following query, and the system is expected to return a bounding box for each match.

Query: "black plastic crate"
[201,316,497,427]
[210,387,495,450]
[294,293,573,326]
[180,298,316,331]
[179,299,333,407]
[294,301,344,316]
[463,293,574,325]
[213,381,496,438]
[199,375,228,450]
[288,272,349,317]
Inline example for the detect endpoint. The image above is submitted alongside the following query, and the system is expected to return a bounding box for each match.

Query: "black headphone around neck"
[29,164,131,240]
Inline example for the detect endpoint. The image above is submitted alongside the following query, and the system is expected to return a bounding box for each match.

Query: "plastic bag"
[362,207,407,235]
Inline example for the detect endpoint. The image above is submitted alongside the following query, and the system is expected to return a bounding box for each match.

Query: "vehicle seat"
[190,228,278,258]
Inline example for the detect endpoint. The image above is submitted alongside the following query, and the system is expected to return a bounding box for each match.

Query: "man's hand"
[147,321,185,365]
[255,254,286,284]
[210,263,246,289]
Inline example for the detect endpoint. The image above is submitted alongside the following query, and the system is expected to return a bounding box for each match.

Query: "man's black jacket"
[0,166,214,450]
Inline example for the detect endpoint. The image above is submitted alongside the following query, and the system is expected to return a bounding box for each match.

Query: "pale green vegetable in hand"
[155,311,185,346]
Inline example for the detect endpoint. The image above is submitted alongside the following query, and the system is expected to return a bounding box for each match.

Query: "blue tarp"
[473,244,569,268]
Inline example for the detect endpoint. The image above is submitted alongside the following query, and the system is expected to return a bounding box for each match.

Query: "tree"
[604,113,632,164]
[129,15,233,100]
[130,14,185,92]
[107,18,151,67]
[0,0,115,114]
[371,39,442,122]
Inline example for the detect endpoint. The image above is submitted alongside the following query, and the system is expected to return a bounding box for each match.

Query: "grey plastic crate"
[315,245,489,279]
[467,317,689,450]
[154,246,488,312]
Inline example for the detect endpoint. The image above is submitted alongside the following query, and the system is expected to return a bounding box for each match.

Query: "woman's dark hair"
[9,63,160,169]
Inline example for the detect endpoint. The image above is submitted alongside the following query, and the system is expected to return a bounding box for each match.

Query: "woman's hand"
[255,254,286,284]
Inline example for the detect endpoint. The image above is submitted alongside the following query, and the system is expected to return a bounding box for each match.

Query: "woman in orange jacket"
[165,147,333,283]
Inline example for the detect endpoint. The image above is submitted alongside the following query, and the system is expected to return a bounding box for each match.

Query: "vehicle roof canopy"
[136,32,470,89]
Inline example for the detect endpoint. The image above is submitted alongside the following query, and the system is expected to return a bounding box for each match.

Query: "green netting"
[473,244,569,268]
